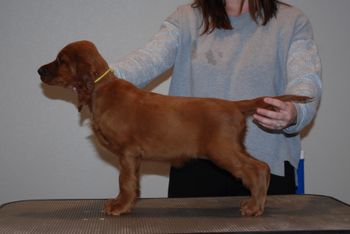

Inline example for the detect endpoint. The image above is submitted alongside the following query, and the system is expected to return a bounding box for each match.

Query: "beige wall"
[0,0,349,205]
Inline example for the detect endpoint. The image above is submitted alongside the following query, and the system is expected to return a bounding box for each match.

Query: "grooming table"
[0,195,349,233]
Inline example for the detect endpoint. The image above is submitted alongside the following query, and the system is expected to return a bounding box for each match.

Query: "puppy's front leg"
[104,155,141,216]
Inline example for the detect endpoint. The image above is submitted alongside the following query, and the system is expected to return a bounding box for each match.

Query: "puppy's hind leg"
[208,143,270,216]
[235,153,270,216]
[104,154,141,216]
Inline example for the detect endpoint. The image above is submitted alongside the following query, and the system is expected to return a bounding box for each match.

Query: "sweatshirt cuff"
[283,103,305,134]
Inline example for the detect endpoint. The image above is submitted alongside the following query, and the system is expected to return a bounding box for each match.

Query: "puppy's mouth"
[40,75,54,85]
[40,75,73,89]
[39,74,80,96]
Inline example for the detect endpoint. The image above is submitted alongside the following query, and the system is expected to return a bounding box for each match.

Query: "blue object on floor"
[296,151,305,194]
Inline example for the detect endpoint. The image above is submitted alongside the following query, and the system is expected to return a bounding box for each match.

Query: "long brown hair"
[191,0,286,34]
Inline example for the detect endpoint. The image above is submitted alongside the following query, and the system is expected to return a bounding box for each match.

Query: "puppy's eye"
[56,57,67,65]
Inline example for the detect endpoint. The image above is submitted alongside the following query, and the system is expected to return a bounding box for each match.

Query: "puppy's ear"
[76,61,94,80]
[75,62,95,111]
[83,72,94,93]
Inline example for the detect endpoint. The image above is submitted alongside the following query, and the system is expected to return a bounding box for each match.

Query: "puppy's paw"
[240,198,264,216]
[103,199,131,216]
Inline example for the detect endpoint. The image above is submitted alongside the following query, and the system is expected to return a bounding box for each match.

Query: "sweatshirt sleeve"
[111,9,181,88]
[283,13,322,134]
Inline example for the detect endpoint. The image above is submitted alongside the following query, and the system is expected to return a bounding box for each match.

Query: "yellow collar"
[94,68,114,83]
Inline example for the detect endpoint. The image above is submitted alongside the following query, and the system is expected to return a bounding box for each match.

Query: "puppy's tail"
[235,95,312,116]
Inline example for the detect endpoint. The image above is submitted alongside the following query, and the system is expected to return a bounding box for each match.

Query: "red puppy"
[38,40,310,216]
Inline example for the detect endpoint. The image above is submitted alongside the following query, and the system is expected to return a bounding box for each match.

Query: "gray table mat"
[1,195,349,233]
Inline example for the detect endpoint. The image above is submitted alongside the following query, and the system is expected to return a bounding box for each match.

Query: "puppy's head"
[38,40,108,110]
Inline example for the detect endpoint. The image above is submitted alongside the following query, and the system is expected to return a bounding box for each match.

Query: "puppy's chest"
[91,118,127,155]
[92,121,112,147]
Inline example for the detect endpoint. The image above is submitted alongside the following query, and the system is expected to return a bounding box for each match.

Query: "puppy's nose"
[38,66,46,76]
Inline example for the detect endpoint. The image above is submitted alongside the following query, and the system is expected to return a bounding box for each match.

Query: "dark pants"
[168,159,296,198]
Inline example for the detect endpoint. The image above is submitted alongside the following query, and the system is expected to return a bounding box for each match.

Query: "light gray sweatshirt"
[113,4,322,176]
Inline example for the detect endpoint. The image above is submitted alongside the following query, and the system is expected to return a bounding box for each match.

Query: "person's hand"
[252,97,297,130]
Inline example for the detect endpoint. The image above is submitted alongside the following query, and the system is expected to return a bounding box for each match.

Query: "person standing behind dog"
[111,0,322,197]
